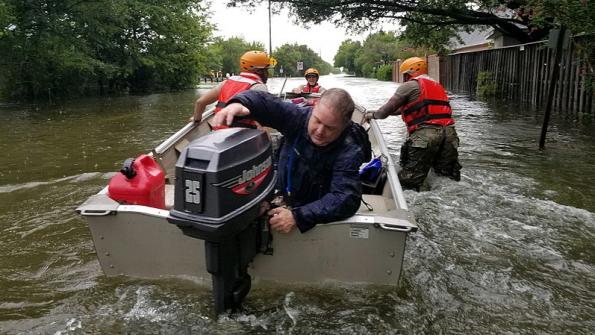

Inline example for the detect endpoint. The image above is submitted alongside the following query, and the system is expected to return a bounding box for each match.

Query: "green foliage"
[206,37,265,75]
[551,1,595,92]
[228,0,594,53]
[273,43,332,77]
[476,71,497,97]
[524,1,594,36]
[0,0,212,100]
[334,33,398,77]
[334,31,431,79]
[354,31,400,78]
[0,2,13,38]
[400,14,464,55]
[375,64,393,81]
[334,40,361,74]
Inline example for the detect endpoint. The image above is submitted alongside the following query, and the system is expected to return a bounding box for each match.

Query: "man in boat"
[213,88,371,234]
[365,57,461,190]
[292,68,326,94]
[191,50,275,126]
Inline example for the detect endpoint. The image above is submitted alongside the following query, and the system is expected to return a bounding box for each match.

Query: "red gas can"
[107,154,165,209]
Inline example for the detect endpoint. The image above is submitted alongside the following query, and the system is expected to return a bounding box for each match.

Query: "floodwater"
[0,75,593,334]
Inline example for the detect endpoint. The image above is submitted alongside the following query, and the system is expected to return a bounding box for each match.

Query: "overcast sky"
[209,2,400,64]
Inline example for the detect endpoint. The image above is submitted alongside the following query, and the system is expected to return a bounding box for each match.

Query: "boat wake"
[0,172,113,194]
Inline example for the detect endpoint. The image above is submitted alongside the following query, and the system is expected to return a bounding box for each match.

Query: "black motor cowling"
[168,128,276,314]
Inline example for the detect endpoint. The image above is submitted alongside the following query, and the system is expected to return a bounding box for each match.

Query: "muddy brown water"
[1,75,593,334]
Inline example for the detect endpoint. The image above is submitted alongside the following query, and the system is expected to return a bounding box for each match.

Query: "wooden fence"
[392,36,593,116]
[440,36,593,116]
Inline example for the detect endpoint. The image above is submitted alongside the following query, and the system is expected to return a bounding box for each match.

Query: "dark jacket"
[229,90,370,233]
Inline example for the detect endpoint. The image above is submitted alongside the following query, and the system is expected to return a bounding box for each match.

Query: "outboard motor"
[168,128,276,314]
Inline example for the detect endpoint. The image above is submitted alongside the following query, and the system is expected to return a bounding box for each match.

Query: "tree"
[334,40,361,75]
[0,2,11,37]
[206,37,265,76]
[375,64,393,81]
[226,1,593,49]
[116,1,214,92]
[353,33,390,78]
[273,43,331,77]
[335,32,431,78]
[354,31,401,78]
[0,0,213,99]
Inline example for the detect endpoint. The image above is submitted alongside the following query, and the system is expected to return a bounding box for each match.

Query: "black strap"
[402,99,450,116]
[361,197,373,211]
[409,113,453,126]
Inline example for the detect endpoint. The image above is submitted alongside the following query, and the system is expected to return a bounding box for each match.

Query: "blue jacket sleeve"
[291,145,365,233]
[228,90,308,137]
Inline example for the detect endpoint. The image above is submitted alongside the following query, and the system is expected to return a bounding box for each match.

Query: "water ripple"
[1,78,594,334]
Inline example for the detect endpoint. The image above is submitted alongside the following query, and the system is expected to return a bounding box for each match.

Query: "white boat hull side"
[251,221,408,285]
[83,194,410,285]
[83,196,209,282]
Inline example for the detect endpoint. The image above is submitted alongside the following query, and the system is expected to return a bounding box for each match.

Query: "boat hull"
[81,193,412,285]
[77,105,417,287]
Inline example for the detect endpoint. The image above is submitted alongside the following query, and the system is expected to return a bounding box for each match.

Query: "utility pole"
[268,0,272,56]
[539,26,567,150]
[268,0,273,76]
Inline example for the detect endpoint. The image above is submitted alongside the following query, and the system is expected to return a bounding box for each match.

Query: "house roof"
[448,28,492,50]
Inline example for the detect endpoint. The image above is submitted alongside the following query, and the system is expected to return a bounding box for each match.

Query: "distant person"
[213,88,371,234]
[365,57,461,190]
[192,51,275,126]
[292,68,326,94]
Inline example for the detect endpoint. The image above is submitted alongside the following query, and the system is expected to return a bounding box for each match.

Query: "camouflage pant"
[399,125,462,190]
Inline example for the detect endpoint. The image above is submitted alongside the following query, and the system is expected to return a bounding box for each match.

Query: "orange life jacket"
[399,77,454,133]
[302,83,321,93]
[215,72,263,128]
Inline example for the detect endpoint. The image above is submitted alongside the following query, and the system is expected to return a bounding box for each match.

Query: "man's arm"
[192,83,222,122]
[366,80,421,120]
[291,148,364,233]
[372,93,406,119]
[224,90,307,135]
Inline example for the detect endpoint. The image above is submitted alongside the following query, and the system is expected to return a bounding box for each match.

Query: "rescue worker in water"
[292,68,326,94]
[365,57,462,190]
[191,50,276,127]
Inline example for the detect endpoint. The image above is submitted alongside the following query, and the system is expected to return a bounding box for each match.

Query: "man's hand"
[268,207,296,234]
[190,112,202,123]
[191,102,204,123]
[211,103,251,127]
[364,110,376,121]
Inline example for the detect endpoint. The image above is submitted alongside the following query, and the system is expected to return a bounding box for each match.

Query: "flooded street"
[0,75,593,334]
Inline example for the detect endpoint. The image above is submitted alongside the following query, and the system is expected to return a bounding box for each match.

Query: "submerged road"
[0,75,593,334]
